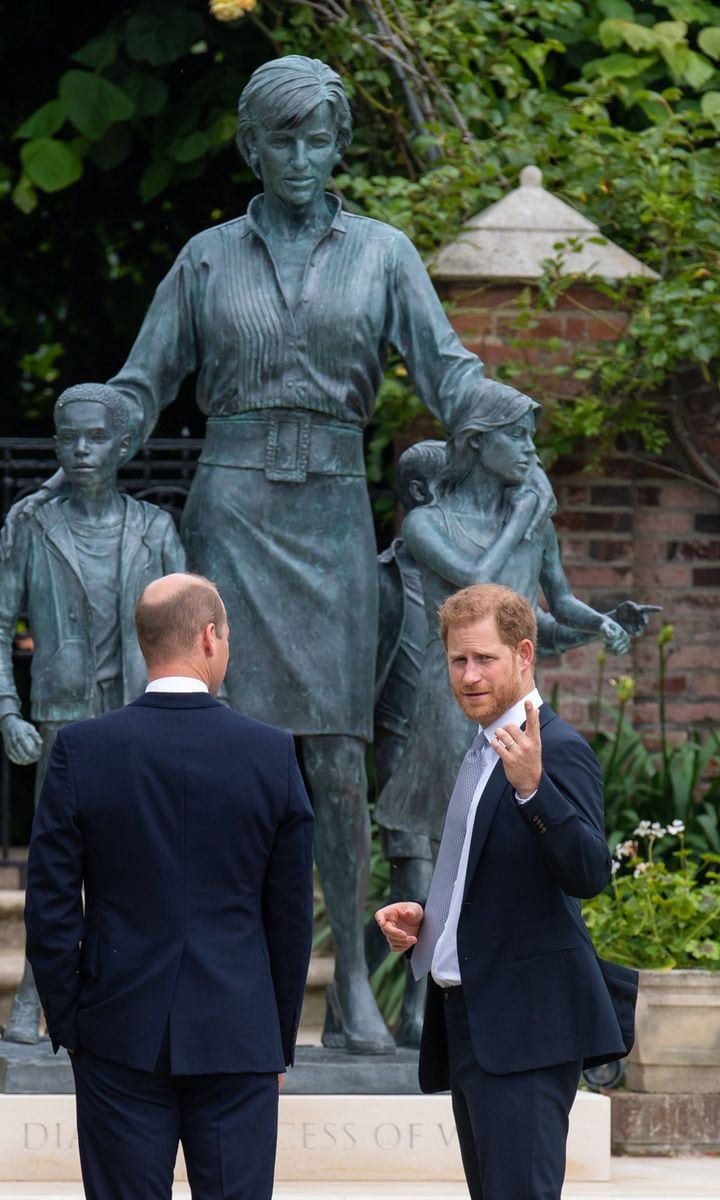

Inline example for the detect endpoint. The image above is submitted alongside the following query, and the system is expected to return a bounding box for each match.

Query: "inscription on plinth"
[0,1090,610,1183]
[276,1096,463,1181]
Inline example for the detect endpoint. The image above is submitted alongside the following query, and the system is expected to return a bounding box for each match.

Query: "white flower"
[633,861,651,878]
[615,839,635,858]
[650,822,666,838]
[633,821,652,837]
[668,819,685,835]
[611,860,621,875]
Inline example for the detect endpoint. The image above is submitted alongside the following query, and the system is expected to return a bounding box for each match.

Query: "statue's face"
[475,413,535,486]
[54,400,126,488]
[252,101,340,209]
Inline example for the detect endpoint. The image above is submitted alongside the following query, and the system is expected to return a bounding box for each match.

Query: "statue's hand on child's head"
[0,471,64,561]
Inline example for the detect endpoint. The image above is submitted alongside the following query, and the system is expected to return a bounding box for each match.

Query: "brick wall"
[430,282,720,738]
[439,282,630,394]
[542,461,720,737]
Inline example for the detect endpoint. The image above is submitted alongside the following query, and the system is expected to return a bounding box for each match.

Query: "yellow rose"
[209,0,257,21]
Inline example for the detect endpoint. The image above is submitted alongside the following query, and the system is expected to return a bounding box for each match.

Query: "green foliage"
[584,824,720,969]
[3,0,719,454]
[20,138,84,194]
[589,624,720,854]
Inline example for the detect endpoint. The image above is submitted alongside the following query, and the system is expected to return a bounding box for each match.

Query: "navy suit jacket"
[25,691,314,1075]
[418,703,637,1092]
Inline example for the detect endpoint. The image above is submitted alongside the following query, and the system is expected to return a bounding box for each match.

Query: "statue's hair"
[395,439,447,510]
[437,393,538,497]
[237,55,352,171]
[135,575,226,666]
[439,583,537,651]
[53,383,132,438]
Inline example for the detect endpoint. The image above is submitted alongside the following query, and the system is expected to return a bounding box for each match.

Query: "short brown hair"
[135,575,225,665]
[439,584,537,650]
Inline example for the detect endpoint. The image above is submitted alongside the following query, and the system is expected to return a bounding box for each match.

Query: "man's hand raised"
[493,699,542,799]
[375,902,424,953]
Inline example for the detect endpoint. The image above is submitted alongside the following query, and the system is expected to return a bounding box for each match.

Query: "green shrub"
[584,822,720,969]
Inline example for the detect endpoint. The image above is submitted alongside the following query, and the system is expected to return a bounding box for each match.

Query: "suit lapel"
[462,702,557,896]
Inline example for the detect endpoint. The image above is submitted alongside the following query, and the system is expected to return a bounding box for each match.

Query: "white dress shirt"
[145,677,209,694]
[431,687,543,986]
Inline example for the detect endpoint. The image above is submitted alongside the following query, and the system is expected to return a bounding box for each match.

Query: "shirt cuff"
[515,789,537,805]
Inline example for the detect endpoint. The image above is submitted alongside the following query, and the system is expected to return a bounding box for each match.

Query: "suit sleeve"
[515,725,612,899]
[24,730,85,1052]
[261,734,315,1067]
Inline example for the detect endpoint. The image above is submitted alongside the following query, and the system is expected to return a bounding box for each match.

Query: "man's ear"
[518,638,535,672]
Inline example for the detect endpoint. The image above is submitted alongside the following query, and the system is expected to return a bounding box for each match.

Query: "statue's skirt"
[180,415,376,740]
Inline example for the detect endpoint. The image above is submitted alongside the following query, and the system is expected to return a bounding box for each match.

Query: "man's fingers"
[524,701,540,736]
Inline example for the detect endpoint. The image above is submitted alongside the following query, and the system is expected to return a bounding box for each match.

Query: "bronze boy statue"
[0,383,185,1042]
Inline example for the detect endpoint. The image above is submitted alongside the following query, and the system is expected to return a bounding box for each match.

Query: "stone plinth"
[0,1042,421,1097]
[626,970,720,1093]
[611,1090,720,1156]
[0,1090,610,1182]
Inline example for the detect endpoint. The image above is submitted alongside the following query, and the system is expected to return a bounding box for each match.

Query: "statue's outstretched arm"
[539,527,629,654]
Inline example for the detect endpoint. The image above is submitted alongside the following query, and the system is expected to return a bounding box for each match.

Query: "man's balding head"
[135,574,228,687]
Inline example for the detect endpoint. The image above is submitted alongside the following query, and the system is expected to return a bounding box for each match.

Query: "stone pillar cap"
[429,165,659,283]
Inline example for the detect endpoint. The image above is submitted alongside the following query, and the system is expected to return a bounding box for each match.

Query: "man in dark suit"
[25,572,314,1200]
[376,582,636,1200]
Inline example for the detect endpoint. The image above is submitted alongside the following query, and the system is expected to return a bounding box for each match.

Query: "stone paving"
[0,1159,718,1199]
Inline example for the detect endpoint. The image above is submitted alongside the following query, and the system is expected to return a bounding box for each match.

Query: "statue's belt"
[200,412,366,483]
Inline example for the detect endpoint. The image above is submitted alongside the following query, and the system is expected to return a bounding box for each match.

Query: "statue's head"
[396,439,447,511]
[236,55,352,179]
[438,384,540,495]
[53,383,134,485]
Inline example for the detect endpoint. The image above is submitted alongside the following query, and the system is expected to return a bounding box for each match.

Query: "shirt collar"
[146,677,209,694]
[240,192,348,239]
[480,687,542,749]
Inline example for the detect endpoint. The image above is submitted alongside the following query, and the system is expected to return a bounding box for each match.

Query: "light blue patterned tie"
[411,733,487,981]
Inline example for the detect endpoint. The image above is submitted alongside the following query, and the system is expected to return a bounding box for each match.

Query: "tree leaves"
[172,132,210,163]
[20,138,83,192]
[125,8,207,65]
[15,100,66,140]
[59,70,135,139]
[698,24,720,57]
[123,70,169,117]
[139,159,172,202]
